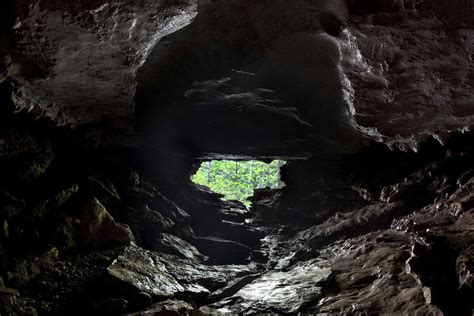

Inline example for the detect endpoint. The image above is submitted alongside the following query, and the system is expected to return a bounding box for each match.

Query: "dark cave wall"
[347,0,474,27]
[1,0,198,126]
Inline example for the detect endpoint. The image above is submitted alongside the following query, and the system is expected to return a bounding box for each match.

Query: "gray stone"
[127,299,194,315]
[152,233,206,262]
[80,197,134,249]
[106,246,259,298]
[206,261,332,314]
[6,1,198,126]
[106,246,209,297]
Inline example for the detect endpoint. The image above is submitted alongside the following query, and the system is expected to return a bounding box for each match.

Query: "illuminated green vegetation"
[191,160,284,208]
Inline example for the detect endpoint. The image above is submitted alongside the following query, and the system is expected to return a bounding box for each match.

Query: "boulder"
[151,233,206,262]
[150,193,191,224]
[205,261,333,314]
[106,246,259,298]
[81,197,134,249]
[87,176,121,208]
[127,299,194,315]
[125,205,175,232]
[106,247,209,298]
[122,205,175,248]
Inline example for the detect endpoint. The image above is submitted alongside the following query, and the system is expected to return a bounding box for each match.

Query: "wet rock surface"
[205,261,333,314]
[128,299,194,316]
[0,126,471,316]
[0,0,473,315]
[106,246,259,299]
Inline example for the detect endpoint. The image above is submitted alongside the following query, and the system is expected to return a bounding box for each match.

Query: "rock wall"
[2,0,197,126]
[343,0,474,150]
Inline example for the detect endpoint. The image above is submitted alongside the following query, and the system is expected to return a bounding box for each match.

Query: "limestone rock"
[151,233,206,262]
[106,247,207,298]
[106,246,258,298]
[127,299,194,315]
[4,0,198,126]
[122,205,175,249]
[81,197,134,249]
[206,261,333,314]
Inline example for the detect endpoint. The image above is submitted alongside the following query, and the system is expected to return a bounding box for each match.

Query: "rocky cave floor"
[0,111,472,315]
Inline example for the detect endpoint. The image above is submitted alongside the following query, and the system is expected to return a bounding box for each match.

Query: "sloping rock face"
[80,197,134,249]
[343,0,474,150]
[135,0,473,155]
[0,0,473,315]
[205,262,333,314]
[1,0,197,126]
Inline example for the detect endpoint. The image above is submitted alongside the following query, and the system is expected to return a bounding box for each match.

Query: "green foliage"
[191,160,284,208]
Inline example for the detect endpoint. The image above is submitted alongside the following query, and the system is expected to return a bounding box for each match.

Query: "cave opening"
[1,0,473,314]
[191,159,285,208]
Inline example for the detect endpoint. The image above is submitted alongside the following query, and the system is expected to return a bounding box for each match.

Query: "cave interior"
[0,0,473,315]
